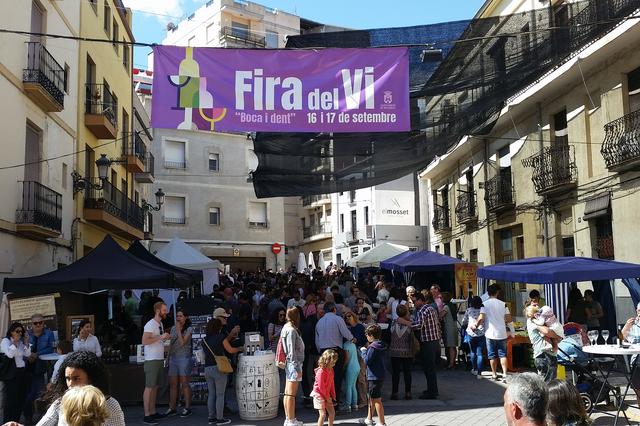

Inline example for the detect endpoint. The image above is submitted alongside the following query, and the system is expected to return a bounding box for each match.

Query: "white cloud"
[122,0,185,23]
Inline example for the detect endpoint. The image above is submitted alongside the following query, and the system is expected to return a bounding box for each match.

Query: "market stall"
[2,235,192,405]
[346,242,409,269]
[380,250,463,293]
[477,256,640,371]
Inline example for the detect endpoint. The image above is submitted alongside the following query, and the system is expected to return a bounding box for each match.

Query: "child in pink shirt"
[310,349,338,426]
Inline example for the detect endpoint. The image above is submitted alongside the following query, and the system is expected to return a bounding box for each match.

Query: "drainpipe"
[537,102,550,257]
[483,138,494,265]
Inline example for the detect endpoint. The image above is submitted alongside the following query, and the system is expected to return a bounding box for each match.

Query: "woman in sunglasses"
[1,322,31,423]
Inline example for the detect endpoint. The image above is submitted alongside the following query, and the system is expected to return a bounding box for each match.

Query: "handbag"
[202,338,233,374]
[411,332,421,357]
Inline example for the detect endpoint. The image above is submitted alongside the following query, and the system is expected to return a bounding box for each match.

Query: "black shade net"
[252,0,640,198]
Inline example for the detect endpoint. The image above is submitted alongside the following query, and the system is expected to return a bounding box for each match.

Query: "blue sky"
[123,0,486,69]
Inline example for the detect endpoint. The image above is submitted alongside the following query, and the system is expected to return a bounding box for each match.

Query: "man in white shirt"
[287,289,306,309]
[141,301,170,425]
[474,284,511,381]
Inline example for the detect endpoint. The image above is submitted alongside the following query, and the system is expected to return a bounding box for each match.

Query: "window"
[265,30,279,48]
[63,63,70,93]
[350,210,357,235]
[455,239,462,258]
[248,202,267,227]
[24,122,42,182]
[164,196,186,224]
[231,21,249,39]
[435,245,440,253]
[209,207,220,225]
[165,140,186,168]
[444,242,451,256]
[208,153,219,171]
[206,24,216,42]
[340,214,344,233]
[122,109,129,143]
[553,109,568,146]
[470,249,478,263]
[364,206,369,226]
[628,66,640,113]
[104,2,111,34]
[30,1,45,44]
[112,19,119,53]
[111,91,118,125]
[134,190,139,205]
[123,43,130,70]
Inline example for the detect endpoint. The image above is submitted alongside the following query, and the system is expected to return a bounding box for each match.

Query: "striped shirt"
[412,304,441,342]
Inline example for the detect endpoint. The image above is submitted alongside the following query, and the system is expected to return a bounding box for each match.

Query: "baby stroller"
[558,333,620,412]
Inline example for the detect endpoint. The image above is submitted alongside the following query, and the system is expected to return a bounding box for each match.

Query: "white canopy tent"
[346,242,409,268]
[297,253,306,273]
[308,252,316,270]
[156,238,222,294]
[156,238,222,270]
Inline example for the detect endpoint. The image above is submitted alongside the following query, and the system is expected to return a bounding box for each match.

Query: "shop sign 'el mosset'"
[151,46,410,133]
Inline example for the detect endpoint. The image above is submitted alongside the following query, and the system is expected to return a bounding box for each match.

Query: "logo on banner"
[382,198,409,216]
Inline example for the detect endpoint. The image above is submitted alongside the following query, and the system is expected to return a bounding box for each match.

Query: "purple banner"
[151,46,409,133]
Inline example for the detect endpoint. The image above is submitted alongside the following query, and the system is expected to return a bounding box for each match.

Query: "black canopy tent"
[127,240,202,285]
[3,235,191,295]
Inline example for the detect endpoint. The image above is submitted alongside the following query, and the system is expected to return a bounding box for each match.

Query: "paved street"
[122,368,509,426]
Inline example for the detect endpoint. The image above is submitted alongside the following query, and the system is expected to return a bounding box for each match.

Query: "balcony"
[303,223,331,239]
[595,235,614,260]
[522,145,577,196]
[135,152,155,183]
[22,42,65,112]
[484,173,515,214]
[123,132,146,173]
[432,205,451,232]
[346,230,359,244]
[15,181,62,238]
[83,179,144,240]
[601,110,640,172]
[219,26,266,48]
[164,160,186,169]
[455,191,477,225]
[85,83,117,139]
[248,220,268,228]
[302,194,330,207]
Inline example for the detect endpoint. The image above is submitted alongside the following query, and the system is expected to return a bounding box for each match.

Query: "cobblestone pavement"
[123,368,509,426]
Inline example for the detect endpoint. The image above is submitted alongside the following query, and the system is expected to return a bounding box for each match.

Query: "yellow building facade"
[75,0,150,256]
[420,0,640,318]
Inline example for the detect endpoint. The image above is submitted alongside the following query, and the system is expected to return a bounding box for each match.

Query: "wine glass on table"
[602,329,610,345]
[588,330,597,346]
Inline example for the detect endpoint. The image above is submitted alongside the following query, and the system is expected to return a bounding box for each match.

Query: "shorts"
[285,362,302,382]
[367,380,384,399]
[144,359,165,387]
[168,356,192,377]
[313,396,326,410]
[486,338,507,359]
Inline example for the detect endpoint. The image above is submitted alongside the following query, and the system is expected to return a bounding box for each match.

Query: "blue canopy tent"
[381,250,463,292]
[477,257,640,335]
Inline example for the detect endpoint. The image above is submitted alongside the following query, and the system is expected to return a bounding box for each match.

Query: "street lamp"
[72,154,111,194]
[142,188,165,212]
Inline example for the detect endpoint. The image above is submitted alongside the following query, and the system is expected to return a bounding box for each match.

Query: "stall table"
[583,344,640,426]
[507,334,531,372]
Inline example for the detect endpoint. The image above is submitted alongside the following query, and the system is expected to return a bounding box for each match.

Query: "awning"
[583,193,610,221]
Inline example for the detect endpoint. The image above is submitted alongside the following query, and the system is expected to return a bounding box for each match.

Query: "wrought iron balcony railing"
[432,205,451,232]
[303,223,331,239]
[123,132,147,160]
[84,178,144,231]
[484,173,515,213]
[164,160,186,169]
[595,235,614,259]
[85,83,117,128]
[142,152,154,175]
[16,181,62,233]
[302,194,330,207]
[23,42,65,109]
[219,26,266,48]
[522,145,577,195]
[601,110,640,171]
[455,191,477,224]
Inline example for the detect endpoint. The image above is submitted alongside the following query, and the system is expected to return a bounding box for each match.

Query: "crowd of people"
[0,263,619,426]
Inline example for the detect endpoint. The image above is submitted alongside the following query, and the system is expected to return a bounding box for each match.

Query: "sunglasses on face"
[14,329,23,334]
[32,321,43,325]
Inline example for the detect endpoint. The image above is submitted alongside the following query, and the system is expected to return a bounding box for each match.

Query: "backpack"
[275,336,286,369]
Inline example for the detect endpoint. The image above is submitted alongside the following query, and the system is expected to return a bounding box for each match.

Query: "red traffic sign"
[271,243,282,254]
